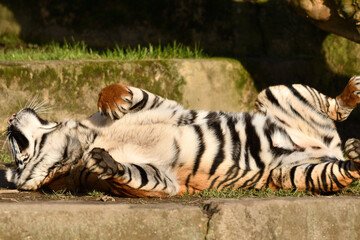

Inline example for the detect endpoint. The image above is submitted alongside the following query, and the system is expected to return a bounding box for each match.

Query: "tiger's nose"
[8,113,16,124]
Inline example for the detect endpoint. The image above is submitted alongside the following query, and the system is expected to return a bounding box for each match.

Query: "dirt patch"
[0,189,206,205]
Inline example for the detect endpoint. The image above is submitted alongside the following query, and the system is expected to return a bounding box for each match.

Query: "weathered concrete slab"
[206,197,360,240]
[1,198,360,240]
[0,202,208,240]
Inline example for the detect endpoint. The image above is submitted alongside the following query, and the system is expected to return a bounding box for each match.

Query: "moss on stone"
[77,61,185,102]
[323,34,360,76]
[0,60,186,117]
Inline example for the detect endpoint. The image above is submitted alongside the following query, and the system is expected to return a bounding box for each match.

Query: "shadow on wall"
[1,0,359,140]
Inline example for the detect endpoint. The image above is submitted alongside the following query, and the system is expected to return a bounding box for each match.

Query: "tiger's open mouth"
[7,125,29,167]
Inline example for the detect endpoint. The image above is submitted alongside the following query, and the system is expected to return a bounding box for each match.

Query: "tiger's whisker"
[27,94,40,109]
[34,100,47,111]
[1,135,9,151]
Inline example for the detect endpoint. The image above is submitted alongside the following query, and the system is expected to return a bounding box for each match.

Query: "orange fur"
[337,78,360,109]
[98,83,132,114]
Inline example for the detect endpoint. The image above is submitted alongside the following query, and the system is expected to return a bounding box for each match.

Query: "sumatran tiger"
[4,76,360,197]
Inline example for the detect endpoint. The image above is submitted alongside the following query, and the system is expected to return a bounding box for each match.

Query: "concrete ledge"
[207,197,360,240]
[0,202,208,240]
[1,197,360,240]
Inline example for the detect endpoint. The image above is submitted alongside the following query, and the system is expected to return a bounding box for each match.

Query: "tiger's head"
[7,108,59,169]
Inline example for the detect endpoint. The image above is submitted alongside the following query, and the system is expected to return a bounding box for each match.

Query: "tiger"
[4,76,360,197]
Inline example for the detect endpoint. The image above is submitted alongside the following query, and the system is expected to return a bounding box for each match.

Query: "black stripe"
[306,85,323,111]
[33,139,38,158]
[189,110,198,124]
[193,125,205,175]
[147,165,161,190]
[25,155,48,182]
[343,161,357,180]
[305,164,316,192]
[132,164,149,189]
[125,166,132,184]
[323,136,333,146]
[171,140,180,168]
[162,177,168,190]
[329,162,345,189]
[208,121,225,176]
[149,96,160,109]
[244,113,264,169]
[39,133,48,149]
[185,174,191,191]
[227,117,241,166]
[287,85,316,111]
[320,162,330,192]
[265,88,281,107]
[224,169,249,188]
[336,160,346,179]
[309,116,334,129]
[265,168,275,188]
[206,112,219,121]
[129,90,149,111]
[155,99,165,108]
[208,176,220,189]
[216,165,240,188]
[317,177,322,193]
[264,119,296,157]
[236,169,264,189]
[78,122,89,129]
[290,166,297,189]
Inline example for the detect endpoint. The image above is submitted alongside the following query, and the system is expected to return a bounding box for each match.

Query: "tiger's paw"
[97,83,133,120]
[338,76,360,109]
[344,138,360,162]
[85,148,124,180]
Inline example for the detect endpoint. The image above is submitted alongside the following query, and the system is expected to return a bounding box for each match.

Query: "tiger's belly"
[84,112,343,194]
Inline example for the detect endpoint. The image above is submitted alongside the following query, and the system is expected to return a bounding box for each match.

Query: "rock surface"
[1,197,360,240]
[0,59,257,129]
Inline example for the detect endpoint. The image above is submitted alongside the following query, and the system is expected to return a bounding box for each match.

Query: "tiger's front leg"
[98,83,181,120]
[344,138,360,161]
[85,148,179,197]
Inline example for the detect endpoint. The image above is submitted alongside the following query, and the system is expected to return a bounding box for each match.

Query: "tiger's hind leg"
[344,138,360,161]
[256,75,360,122]
[85,148,179,197]
[269,157,360,194]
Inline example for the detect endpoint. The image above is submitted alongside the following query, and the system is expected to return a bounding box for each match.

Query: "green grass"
[184,180,360,198]
[187,188,309,198]
[87,190,104,197]
[0,40,207,61]
[0,150,13,164]
[42,189,74,199]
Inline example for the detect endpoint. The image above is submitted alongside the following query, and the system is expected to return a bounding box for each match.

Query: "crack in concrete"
[202,202,220,240]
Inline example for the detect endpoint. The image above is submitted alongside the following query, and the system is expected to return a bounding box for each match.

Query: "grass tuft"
[87,190,104,197]
[0,40,207,61]
[42,189,74,199]
[187,187,309,199]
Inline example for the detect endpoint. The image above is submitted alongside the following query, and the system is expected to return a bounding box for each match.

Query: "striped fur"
[6,76,360,196]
